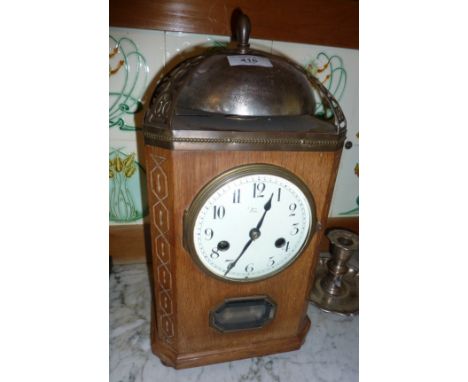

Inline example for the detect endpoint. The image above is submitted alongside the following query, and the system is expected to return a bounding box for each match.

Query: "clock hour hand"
[256,193,274,230]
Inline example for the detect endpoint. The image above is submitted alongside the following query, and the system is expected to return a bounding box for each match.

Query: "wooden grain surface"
[142,146,343,366]
[110,0,359,49]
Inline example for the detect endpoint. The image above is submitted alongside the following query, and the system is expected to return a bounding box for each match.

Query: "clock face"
[185,164,315,282]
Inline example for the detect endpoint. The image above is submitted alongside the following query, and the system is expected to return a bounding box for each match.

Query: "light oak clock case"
[143,15,346,369]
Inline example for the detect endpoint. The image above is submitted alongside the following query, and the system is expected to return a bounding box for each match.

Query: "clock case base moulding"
[151,307,311,369]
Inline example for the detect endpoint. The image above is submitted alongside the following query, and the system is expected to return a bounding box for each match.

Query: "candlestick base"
[310,256,359,315]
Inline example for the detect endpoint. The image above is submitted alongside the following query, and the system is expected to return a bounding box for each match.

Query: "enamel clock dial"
[185,164,316,282]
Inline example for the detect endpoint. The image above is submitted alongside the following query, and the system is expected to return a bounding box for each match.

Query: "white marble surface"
[110,264,358,382]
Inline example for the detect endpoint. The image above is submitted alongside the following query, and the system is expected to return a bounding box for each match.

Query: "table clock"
[143,14,346,368]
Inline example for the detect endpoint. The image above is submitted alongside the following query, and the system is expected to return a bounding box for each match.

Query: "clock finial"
[236,12,251,53]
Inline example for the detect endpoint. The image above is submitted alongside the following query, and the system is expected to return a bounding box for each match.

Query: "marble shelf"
[110,264,358,382]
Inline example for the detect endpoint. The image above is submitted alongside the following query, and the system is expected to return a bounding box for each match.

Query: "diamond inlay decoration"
[155,235,171,263]
[150,154,175,343]
[157,264,172,290]
[161,316,175,337]
[159,290,173,314]
[153,202,170,233]
[150,166,168,200]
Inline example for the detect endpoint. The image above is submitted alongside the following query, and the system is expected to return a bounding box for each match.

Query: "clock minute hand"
[256,193,274,230]
[224,193,274,277]
[224,238,253,276]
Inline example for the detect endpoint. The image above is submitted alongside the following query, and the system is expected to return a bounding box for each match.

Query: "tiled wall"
[109,27,359,225]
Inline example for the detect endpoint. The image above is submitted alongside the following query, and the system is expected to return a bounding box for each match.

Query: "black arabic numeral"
[233,189,241,203]
[211,248,220,259]
[245,263,254,273]
[291,223,299,235]
[204,228,214,240]
[253,182,266,198]
[213,205,225,219]
[289,203,297,216]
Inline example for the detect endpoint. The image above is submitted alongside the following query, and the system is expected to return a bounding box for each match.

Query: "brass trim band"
[143,128,346,151]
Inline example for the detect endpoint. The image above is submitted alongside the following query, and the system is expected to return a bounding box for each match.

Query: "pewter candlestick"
[310,229,359,315]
